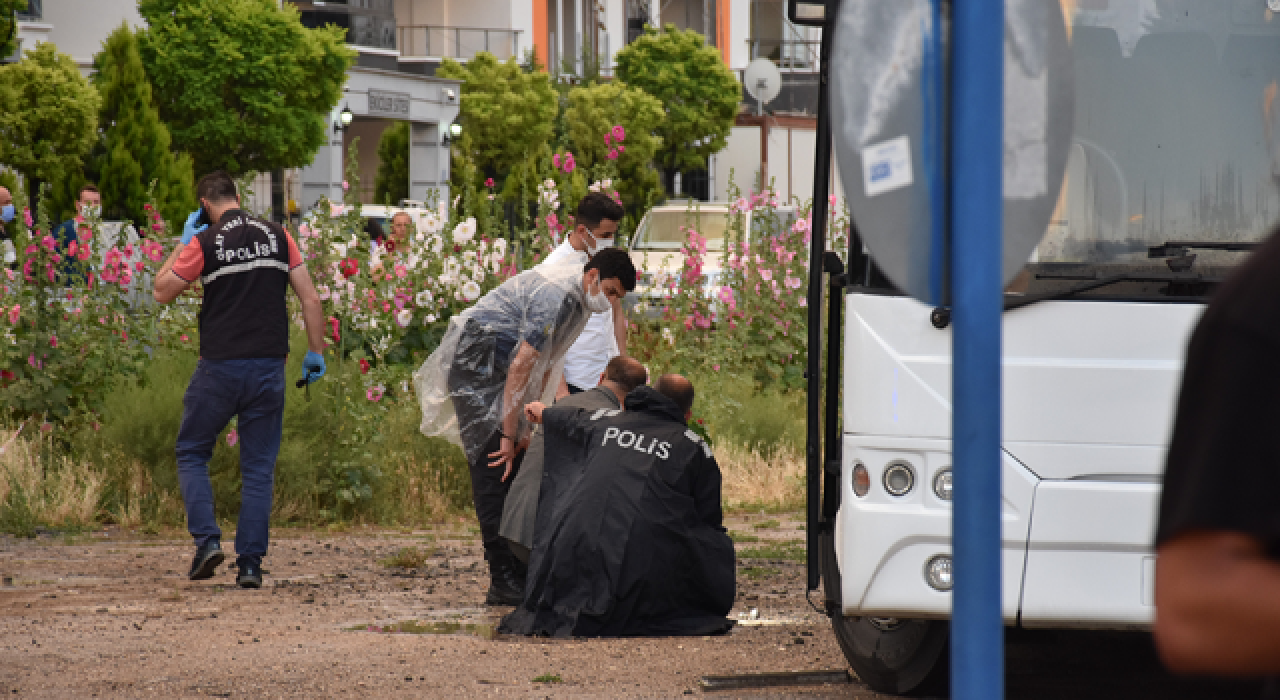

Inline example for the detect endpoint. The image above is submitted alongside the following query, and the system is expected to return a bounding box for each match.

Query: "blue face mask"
[0,205,14,223]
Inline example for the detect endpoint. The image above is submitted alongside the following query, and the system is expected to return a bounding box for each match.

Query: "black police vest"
[194,210,292,360]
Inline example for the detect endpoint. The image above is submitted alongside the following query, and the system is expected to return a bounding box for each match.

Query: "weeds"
[380,546,433,569]
[739,540,805,561]
[740,566,780,580]
[533,674,563,684]
[753,519,782,530]
[728,531,760,543]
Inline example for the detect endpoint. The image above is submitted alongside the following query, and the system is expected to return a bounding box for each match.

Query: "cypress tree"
[374,121,410,206]
[93,24,194,229]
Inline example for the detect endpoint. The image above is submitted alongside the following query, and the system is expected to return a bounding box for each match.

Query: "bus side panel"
[1019,481,1160,628]
[836,437,1038,621]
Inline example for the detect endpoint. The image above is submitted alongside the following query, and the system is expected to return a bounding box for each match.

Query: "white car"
[626,203,796,314]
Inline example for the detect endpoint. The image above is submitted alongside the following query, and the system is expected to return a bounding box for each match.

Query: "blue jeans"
[175,358,286,567]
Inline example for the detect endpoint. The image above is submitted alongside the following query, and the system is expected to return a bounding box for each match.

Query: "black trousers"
[447,321,522,557]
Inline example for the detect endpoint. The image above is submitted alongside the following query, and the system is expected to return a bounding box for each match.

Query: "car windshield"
[1016,3,1280,298]
[633,210,731,249]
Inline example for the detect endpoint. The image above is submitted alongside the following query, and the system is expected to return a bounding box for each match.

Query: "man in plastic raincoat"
[414,247,637,605]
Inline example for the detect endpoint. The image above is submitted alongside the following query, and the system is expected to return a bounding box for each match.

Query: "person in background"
[538,192,628,396]
[1153,224,1280,698]
[151,171,328,589]
[51,184,101,283]
[0,186,13,266]
[502,374,735,636]
[499,355,649,564]
[388,211,412,249]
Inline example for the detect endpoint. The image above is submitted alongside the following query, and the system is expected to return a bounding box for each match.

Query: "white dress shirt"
[538,239,618,389]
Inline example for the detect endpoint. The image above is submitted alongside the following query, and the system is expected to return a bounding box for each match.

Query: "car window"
[634,210,731,249]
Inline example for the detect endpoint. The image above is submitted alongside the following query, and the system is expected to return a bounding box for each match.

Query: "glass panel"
[635,210,731,249]
[1031,1,1280,280]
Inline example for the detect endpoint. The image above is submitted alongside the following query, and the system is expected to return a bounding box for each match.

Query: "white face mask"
[80,204,101,218]
[585,277,612,313]
[583,228,611,257]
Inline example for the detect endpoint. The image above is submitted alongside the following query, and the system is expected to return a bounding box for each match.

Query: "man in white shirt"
[538,192,628,395]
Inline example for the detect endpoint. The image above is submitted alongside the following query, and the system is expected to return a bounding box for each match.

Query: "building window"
[17,0,42,21]
[658,0,716,46]
[290,0,397,51]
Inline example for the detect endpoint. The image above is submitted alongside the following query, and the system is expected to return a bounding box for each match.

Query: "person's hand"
[182,211,208,245]
[489,436,518,479]
[524,401,546,424]
[301,351,326,384]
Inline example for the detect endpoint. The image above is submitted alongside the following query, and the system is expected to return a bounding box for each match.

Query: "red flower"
[485,178,495,187]
[359,358,370,375]
[339,258,359,278]
[383,239,397,253]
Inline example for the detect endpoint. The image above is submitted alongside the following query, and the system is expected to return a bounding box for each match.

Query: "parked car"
[626,202,796,315]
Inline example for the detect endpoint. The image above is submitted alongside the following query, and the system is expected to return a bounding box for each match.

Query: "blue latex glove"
[181,210,208,245]
[301,351,326,384]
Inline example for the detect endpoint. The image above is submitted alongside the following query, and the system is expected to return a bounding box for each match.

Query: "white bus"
[817,4,1280,694]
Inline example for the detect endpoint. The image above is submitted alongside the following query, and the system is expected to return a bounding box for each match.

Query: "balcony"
[747,38,820,72]
[397,25,522,61]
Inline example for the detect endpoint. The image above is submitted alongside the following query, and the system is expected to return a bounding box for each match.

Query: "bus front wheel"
[830,614,950,695]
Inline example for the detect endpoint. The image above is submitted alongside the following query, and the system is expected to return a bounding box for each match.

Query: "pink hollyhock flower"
[6,304,19,324]
[68,241,78,257]
[829,194,838,207]
[135,262,145,272]
[39,423,52,433]
[226,428,239,447]
[180,334,189,342]
[607,149,619,160]
[563,153,576,173]
[617,145,625,154]
[49,335,58,348]
[552,154,561,169]
[41,235,55,251]
[366,386,385,402]
[799,297,808,307]
[612,125,626,142]
[23,208,33,228]
[604,133,612,146]
[760,269,773,282]
[485,177,495,187]
[713,364,720,371]
[330,203,344,217]
[151,223,164,232]
[793,217,811,234]
[342,180,350,191]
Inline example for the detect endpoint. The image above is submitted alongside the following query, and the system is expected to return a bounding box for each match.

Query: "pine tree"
[93,24,194,229]
[374,121,410,206]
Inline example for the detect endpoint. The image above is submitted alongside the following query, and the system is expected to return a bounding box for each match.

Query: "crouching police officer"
[152,171,328,588]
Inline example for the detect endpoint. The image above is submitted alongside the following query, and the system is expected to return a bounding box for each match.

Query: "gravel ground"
[0,514,880,699]
[0,513,1265,699]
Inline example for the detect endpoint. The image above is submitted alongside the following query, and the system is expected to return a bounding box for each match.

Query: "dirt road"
[0,514,879,698]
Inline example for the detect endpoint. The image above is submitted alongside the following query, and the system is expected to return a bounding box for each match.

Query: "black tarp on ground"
[499,386,736,637]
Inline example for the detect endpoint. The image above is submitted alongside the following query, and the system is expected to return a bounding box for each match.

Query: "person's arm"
[288,265,327,355]
[692,451,726,529]
[153,244,194,304]
[611,299,627,355]
[1154,530,1280,674]
[489,340,540,471]
[556,376,571,400]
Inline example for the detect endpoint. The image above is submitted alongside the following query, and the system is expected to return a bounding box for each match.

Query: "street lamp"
[335,104,354,132]
[442,120,462,145]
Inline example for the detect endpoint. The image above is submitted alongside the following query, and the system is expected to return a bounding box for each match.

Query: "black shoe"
[484,551,524,606]
[236,560,263,589]
[188,543,225,581]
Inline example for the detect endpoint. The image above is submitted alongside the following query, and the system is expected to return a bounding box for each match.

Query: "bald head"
[602,356,648,394]
[655,374,695,416]
[0,186,11,207]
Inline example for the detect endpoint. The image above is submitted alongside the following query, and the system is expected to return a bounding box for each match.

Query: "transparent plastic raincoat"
[413,259,591,463]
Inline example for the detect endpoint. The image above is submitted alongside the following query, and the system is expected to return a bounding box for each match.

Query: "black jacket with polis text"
[499,386,736,637]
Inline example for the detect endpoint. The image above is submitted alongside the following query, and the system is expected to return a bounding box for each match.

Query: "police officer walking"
[152,171,328,588]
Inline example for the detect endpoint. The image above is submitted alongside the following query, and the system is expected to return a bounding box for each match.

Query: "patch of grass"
[728,531,760,543]
[379,546,433,569]
[532,674,563,684]
[753,519,781,530]
[741,566,780,580]
[739,539,805,561]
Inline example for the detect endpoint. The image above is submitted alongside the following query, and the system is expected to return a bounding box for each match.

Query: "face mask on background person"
[80,204,101,218]
[585,277,612,313]
[0,205,14,223]
[583,227,610,257]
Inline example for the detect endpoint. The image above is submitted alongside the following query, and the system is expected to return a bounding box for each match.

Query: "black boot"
[485,548,524,606]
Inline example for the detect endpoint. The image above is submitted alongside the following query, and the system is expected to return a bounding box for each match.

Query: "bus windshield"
[1019,3,1280,298]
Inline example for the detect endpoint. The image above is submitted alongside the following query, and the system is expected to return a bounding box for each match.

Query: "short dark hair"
[655,374,695,415]
[77,184,99,201]
[604,356,648,393]
[584,247,637,292]
[576,191,624,230]
[196,171,238,204]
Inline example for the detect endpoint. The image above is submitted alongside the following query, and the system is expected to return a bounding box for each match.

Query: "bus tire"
[822,528,949,695]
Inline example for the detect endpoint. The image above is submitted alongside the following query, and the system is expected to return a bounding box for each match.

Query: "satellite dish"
[744,58,782,112]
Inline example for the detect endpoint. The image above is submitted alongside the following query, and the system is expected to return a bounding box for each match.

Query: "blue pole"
[950,1,1004,699]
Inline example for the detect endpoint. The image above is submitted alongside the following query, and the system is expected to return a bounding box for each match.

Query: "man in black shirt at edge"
[152,172,328,589]
[1154,228,1280,697]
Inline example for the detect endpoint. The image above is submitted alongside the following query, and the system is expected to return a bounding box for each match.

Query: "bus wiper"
[928,272,1215,329]
[1148,241,1258,272]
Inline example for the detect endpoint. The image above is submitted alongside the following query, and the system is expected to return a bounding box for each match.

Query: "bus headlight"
[852,463,870,497]
[882,461,915,497]
[933,468,954,501]
[925,555,953,591]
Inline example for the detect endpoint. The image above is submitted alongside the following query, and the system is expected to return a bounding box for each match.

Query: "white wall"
[41,0,145,70]
[714,125,763,201]
[726,0,750,71]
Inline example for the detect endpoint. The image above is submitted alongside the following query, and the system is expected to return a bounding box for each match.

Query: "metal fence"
[747,39,821,72]
[397,26,522,61]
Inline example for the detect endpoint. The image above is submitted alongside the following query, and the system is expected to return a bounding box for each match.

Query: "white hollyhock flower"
[453,217,477,244]
[460,280,481,301]
[425,313,437,324]
[415,289,433,306]
[396,309,413,327]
